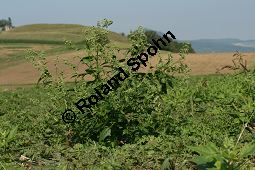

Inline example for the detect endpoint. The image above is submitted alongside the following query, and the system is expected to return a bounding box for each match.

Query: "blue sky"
[1,0,254,40]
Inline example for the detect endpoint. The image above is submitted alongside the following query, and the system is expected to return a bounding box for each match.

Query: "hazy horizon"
[1,0,255,40]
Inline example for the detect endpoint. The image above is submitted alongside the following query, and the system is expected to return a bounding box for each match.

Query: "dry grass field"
[0,24,255,89]
[1,50,255,87]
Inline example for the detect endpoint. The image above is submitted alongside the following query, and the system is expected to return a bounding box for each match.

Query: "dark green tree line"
[0,17,13,30]
[144,29,195,53]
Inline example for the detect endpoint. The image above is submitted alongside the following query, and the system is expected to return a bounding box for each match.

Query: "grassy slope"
[0,24,130,70]
[0,24,130,47]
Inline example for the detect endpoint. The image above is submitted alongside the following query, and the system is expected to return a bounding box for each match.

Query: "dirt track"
[0,52,255,86]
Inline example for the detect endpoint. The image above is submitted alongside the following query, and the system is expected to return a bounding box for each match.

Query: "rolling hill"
[0,24,130,48]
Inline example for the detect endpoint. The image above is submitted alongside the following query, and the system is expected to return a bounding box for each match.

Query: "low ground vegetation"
[0,19,255,169]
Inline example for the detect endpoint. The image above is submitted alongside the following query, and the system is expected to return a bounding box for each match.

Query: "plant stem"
[236,122,248,146]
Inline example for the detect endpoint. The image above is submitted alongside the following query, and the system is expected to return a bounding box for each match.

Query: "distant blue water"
[182,39,255,53]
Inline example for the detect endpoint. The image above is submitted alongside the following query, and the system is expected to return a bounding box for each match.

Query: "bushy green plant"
[25,50,53,86]
[25,19,189,147]
[189,137,255,170]
[12,19,255,169]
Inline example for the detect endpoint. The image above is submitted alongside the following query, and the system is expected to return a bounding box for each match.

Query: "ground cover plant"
[0,19,255,169]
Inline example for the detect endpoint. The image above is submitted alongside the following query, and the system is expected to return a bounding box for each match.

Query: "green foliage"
[8,17,12,27]
[24,19,189,148]
[1,70,255,169]
[128,26,149,55]
[1,19,255,169]
[25,50,53,86]
[0,18,12,28]
[161,158,175,170]
[0,126,18,150]
[144,29,195,53]
[38,20,185,148]
[189,137,255,169]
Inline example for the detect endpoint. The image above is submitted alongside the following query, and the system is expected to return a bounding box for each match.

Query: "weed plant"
[0,19,255,169]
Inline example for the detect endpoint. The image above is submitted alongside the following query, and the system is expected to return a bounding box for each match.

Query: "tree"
[144,29,195,53]
[0,17,14,31]
[144,30,161,45]
[0,19,9,28]
[8,17,12,27]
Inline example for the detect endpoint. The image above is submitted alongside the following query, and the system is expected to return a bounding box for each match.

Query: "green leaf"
[99,127,111,142]
[194,98,202,102]
[192,156,214,165]
[7,125,18,142]
[161,158,174,170]
[239,143,255,157]
[189,142,219,156]
[81,56,93,64]
[223,137,234,150]
[214,160,222,169]
[85,69,96,74]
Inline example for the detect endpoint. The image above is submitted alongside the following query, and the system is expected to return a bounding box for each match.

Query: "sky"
[1,0,255,40]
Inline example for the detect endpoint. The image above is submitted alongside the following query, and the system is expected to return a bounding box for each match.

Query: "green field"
[0,23,255,170]
[1,73,255,169]
[0,24,129,47]
[0,24,130,72]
